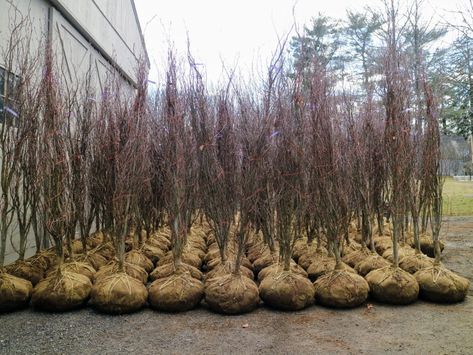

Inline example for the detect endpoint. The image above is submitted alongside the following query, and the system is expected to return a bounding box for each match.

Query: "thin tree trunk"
[412,214,421,253]
[392,214,400,268]
[333,237,343,270]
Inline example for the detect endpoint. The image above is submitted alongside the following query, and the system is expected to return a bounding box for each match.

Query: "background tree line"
[289,0,473,139]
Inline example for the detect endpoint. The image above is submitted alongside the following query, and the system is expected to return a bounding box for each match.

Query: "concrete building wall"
[0,0,49,68]
[50,0,148,85]
[0,0,148,264]
[0,0,148,88]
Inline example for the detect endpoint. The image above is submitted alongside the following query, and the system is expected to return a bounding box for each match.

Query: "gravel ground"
[1,216,472,355]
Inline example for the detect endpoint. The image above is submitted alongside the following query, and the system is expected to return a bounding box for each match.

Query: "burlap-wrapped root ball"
[414,266,470,303]
[313,270,369,308]
[188,236,207,252]
[342,248,372,268]
[205,241,232,257]
[124,235,135,252]
[148,233,171,251]
[150,262,203,281]
[298,248,328,270]
[205,261,254,283]
[203,245,220,263]
[5,260,43,286]
[0,272,33,312]
[140,242,165,264]
[292,239,309,261]
[74,252,108,271]
[257,262,307,282]
[93,242,116,260]
[26,251,56,272]
[47,261,96,282]
[341,241,363,257]
[148,271,204,312]
[353,233,364,244]
[157,251,202,269]
[399,254,434,274]
[420,235,445,257]
[355,254,391,276]
[307,256,356,282]
[86,231,105,248]
[207,256,252,272]
[365,266,419,304]
[372,221,393,236]
[382,246,416,263]
[90,272,148,314]
[252,252,279,275]
[95,261,148,284]
[186,246,205,260]
[247,243,269,263]
[124,250,154,273]
[374,236,393,255]
[205,273,259,314]
[259,271,314,311]
[32,269,92,311]
[70,240,84,254]
[293,241,327,262]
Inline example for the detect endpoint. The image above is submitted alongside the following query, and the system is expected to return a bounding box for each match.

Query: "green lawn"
[443,177,473,216]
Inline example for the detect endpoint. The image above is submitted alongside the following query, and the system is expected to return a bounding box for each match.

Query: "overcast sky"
[134,0,466,84]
